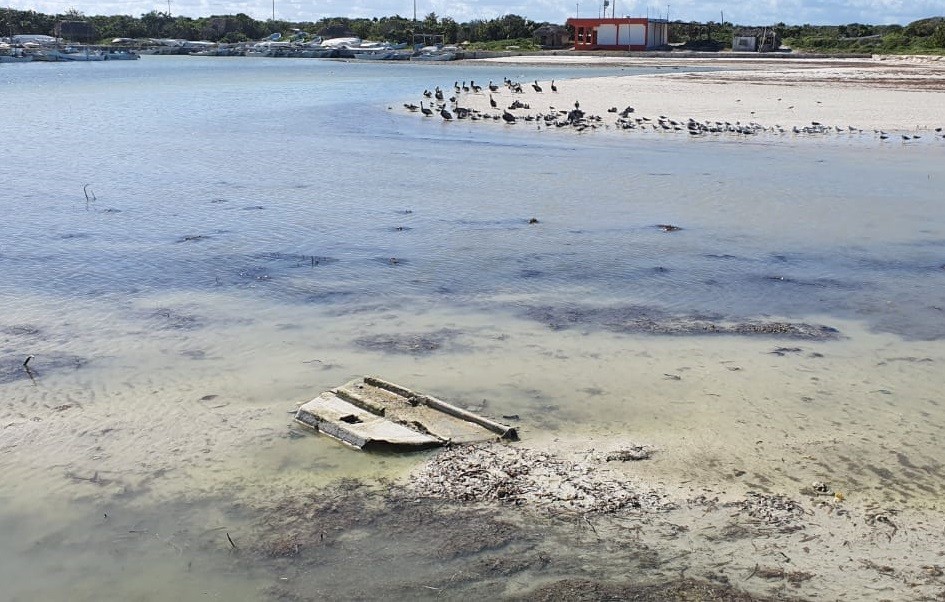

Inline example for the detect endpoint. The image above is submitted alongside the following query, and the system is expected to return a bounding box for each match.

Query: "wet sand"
[6,297,945,600]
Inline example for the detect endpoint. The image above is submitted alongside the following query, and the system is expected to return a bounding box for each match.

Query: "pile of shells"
[409,443,665,514]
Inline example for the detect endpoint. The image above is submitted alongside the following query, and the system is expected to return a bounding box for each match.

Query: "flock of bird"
[403,77,945,143]
[402,78,593,128]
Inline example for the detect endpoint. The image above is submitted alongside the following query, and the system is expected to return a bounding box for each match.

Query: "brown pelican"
[550,80,557,92]
[420,102,433,116]
[532,80,542,92]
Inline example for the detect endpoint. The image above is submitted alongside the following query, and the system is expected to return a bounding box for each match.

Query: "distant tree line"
[0,8,541,46]
[3,7,943,53]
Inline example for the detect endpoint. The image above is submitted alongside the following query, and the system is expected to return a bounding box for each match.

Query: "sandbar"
[422,54,945,136]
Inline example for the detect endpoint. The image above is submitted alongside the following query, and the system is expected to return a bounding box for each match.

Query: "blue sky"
[5,0,943,26]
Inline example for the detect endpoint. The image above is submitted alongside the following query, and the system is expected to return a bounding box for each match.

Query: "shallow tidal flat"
[2,55,945,600]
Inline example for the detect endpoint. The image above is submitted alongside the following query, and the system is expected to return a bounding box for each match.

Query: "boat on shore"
[410,52,456,61]
[353,49,412,60]
[410,44,459,61]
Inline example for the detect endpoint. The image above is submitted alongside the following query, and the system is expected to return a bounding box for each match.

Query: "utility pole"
[666,4,670,21]
[272,0,275,21]
[167,0,171,17]
[576,2,579,17]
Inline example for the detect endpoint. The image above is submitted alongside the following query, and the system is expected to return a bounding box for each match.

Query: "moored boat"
[58,47,106,61]
[104,49,140,60]
[0,47,33,62]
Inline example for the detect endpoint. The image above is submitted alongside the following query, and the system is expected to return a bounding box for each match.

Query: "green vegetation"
[464,38,541,51]
[0,7,543,46]
[2,6,943,54]
[668,17,945,54]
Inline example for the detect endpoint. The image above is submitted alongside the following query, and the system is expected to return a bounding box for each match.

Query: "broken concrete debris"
[294,376,518,451]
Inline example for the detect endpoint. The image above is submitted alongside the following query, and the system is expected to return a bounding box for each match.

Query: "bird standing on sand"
[440,108,453,120]
[532,80,542,92]
[502,110,516,123]
[550,80,557,92]
[489,95,497,109]
[420,102,433,116]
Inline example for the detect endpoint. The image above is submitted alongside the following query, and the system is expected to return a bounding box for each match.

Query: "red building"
[566,17,669,51]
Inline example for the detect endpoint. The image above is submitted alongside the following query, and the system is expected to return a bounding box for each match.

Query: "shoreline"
[405,54,945,137]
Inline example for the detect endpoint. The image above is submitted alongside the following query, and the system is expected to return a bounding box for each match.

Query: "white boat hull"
[410,52,456,61]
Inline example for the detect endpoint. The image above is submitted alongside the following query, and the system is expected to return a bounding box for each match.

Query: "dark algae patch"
[354,329,462,355]
[523,304,841,340]
[0,353,88,384]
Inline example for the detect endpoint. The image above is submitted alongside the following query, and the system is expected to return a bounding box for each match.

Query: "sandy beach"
[410,54,945,137]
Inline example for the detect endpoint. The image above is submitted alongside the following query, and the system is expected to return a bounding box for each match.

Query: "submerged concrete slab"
[295,376,518,451]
